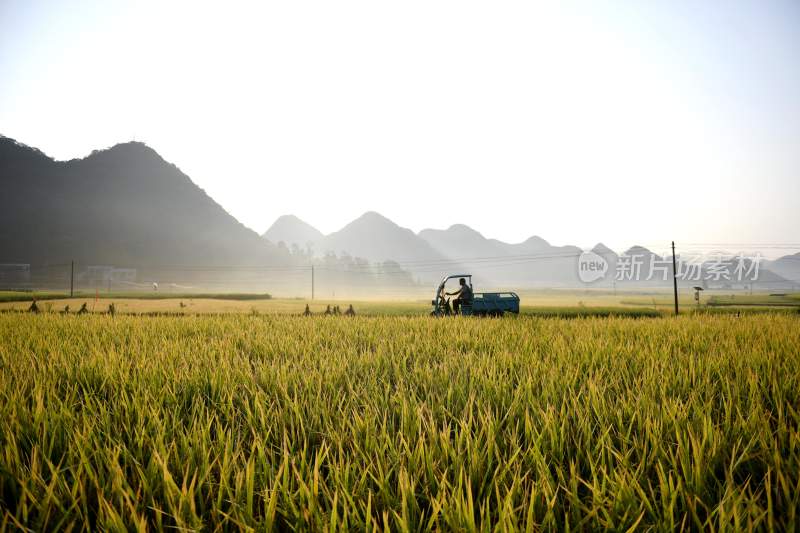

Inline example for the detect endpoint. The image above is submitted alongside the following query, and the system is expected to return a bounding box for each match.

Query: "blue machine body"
[430,274,520,316]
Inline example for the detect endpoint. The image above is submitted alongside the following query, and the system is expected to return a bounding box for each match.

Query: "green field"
[1,312,798,530]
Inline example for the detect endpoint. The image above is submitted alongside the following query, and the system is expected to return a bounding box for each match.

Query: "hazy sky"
[1,0,798,254]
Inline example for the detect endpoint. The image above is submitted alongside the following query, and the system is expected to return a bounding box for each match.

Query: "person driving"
[446,278,473,314]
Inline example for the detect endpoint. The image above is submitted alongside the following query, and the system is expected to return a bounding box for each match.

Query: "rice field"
[1,312,798,530]
[2,289,796,316]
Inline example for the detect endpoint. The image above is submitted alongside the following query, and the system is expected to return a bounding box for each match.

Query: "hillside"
[317,212,457,283]
[262,214,323,249]
[419,224,583,287]
[766,253,800,287]
[260,211,798,289]
[0,136,289,270]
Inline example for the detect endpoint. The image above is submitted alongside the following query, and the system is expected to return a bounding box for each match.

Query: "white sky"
[1,0,799,254]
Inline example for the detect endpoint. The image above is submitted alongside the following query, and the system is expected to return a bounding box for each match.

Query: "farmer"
[446,278,473,314]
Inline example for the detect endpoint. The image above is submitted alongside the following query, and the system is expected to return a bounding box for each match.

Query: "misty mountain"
[765,253,800,286]
[262,209,797,290]
[591,243,618,267]
[613,246,672,286]
[0,136,289,270]
[262,214,323,249]
[418,224,583,287]
[17,130,793,294]
[419,224,507,259]
[610,247,794,289]
[690,255,790,290]
[316,212,456,283]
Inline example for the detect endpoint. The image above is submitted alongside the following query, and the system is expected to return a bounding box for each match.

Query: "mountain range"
[263,214,800,289]
[2,135,797,291]
[262,214,603,287]
[765,252,800,284]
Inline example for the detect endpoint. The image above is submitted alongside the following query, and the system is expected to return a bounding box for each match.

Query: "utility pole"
[311,265,315,300]
[671,241,679,316]
[70,261,74,298]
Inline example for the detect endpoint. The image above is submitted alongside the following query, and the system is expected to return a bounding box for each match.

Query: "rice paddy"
[0,312,798,530]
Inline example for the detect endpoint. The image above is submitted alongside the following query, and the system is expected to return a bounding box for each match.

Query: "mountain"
[623,245,662,259]
[699,254,793,290]
[766,253,800,286]
[320,212,441,262]
[614,245,670,286]
[585,243,618,287]
[610,247,794,289]
[263,215,323,249]
[317,212,456,282]
[591,242,617,259]
[504,235,556,255]
[418,224,583,287]
[418,224,507,260]
[0,136,290,273]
